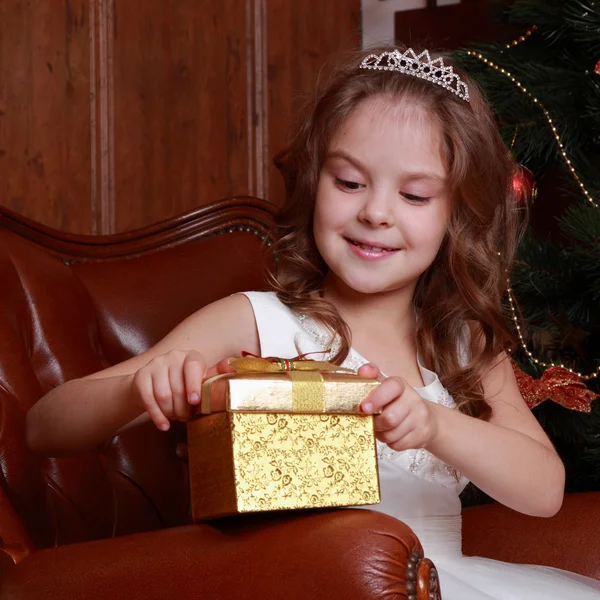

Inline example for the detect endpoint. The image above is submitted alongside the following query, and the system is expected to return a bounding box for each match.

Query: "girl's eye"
[335,178,364,191]
[402,192,431,203]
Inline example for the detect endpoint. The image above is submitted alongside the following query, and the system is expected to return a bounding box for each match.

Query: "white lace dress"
[240,291,600,599]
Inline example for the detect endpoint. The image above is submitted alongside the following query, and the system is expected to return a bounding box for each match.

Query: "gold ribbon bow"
[201,352,353,415]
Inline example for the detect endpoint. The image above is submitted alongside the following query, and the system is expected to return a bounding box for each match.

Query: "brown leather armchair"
[0,198,438,599]
[0,197,598,599]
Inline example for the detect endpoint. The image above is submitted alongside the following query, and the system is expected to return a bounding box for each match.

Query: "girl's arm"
[425,353,565,517]
[359,351,565,518]
[26,294,259,457]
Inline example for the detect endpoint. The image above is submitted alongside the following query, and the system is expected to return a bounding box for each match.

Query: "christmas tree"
[453,0,600,499]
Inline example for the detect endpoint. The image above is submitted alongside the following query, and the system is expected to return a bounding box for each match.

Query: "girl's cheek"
[401,221,428,243]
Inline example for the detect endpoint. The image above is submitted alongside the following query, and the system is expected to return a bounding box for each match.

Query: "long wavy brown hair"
[268,46,525,419]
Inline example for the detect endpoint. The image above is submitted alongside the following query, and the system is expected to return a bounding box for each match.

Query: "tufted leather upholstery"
[0,215,272,549]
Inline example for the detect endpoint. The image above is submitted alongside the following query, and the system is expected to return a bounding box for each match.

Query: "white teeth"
[350,239,394,252]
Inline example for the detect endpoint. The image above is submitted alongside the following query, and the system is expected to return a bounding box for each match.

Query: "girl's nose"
[358,191,395,227]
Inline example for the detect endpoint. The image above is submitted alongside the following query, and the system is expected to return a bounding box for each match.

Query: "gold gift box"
[187,369,381,521]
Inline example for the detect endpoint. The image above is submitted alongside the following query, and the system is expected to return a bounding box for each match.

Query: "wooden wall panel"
[0,0,93,233]
[0,0,360,234]
[112,1,250,232]
[266,0,361,204]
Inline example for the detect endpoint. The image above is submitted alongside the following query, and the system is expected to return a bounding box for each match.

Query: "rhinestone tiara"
[359,48,470,103]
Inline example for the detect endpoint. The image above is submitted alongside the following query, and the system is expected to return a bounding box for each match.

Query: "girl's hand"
[357,363,439,452]
[131,351,234,431]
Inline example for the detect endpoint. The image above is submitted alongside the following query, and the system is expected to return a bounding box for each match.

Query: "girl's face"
[313,96,451,298]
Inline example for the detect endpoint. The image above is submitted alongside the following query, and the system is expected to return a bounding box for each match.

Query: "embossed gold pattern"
[231,413,380,512]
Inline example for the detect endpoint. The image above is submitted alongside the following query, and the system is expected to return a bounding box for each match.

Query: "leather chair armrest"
[0,509,439,600]
[462,492,600,580]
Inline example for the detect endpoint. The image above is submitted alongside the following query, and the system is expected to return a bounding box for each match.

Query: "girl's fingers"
[361,376,406,414]
[357,362,385,383]
[186,357,238,415]
[169,365,190,421]
[142,374,170,431]
[202,358,236,413]
[184,354,234,409]
[183,355,206,405]
[377,418,414,445]
[205,357,237,379]
[151,372,174,426]
[380,427,424,452]
[373,402,410,433]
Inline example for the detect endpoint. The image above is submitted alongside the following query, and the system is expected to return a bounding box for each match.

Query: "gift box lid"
[200,354,379,415]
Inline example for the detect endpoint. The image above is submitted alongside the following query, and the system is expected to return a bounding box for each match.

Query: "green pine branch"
[454,0,600,496]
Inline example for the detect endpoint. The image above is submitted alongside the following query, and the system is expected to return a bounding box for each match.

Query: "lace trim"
[377,443,462,486]
[297,313,340,357]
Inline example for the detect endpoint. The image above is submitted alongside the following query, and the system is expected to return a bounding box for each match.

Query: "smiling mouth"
[345,237,400,253]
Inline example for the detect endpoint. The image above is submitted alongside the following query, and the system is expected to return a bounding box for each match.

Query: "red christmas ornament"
[595,59,600,75]
[511,359,600,413]
[512,164,538,205]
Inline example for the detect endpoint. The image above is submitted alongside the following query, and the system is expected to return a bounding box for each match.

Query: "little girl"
[28,46,600,598]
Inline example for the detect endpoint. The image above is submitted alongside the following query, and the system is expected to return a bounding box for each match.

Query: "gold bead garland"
[502,256,600,380]
[466,51,599,210]
[506,25,538,48]
[466,49,600,380]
